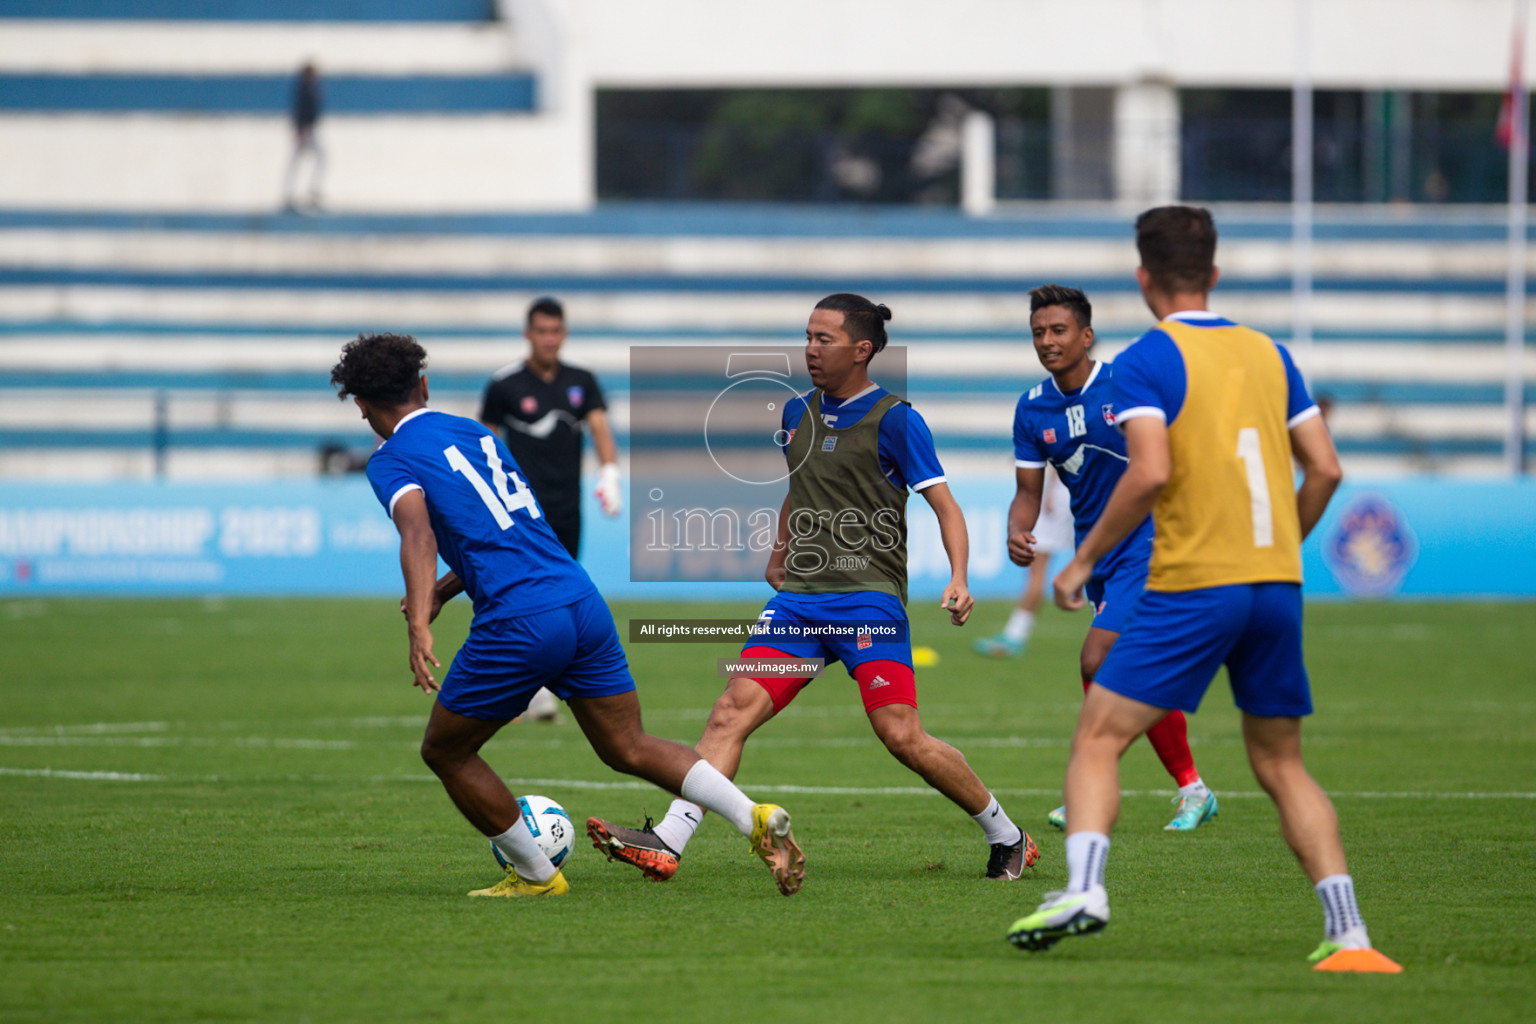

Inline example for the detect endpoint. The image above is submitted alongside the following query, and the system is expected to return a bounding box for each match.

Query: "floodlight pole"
[1505,0,1530,475]
[1292,0,1314,382]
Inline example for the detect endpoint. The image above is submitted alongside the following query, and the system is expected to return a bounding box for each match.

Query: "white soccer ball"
[492,794,574,870]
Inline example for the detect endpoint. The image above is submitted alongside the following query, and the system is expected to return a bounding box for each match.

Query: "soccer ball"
[492,794,574,870]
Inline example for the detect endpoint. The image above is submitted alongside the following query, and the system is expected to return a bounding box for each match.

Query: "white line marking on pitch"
[0,736,355,749]
[5,766,1531,800]
[0,767,164,781]
[0,721,170,736]
[389,775,1536,801]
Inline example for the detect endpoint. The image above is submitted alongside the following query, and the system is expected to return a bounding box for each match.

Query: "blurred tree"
[596,87,1049,203]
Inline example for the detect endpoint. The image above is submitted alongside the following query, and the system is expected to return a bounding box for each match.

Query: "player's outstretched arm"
[391,489,442,694]
[1007,466,1045,567]
[1054,416,1169,610]
[920,482,973,625]
[1289,414,1344,540]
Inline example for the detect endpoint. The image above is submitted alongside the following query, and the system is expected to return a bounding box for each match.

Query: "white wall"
[0,115,589,212]
[570,0,1532,90]
[0,22,524,74]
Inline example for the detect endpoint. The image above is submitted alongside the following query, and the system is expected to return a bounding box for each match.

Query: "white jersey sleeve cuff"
[1288,405,1322,429]
[387,483,423,518]
[1113,406,1166,428]
[1014,458,1047,469]
[911,474,947,492]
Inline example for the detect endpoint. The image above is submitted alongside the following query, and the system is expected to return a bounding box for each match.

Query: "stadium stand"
[1,3,1529,480]
[0,1,574,211]
[1,205,1532,479]
[0,74,536,115]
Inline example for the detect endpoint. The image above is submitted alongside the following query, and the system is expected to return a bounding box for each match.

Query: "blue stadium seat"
[0,1,495,21]
[0,73,536,115]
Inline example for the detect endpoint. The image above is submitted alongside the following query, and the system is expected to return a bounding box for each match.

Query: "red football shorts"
[738,646,917,715]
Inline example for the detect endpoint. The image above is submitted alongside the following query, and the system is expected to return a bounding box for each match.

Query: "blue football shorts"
[439,588,635,721]
[1084,553,1149,636]
[1094,581,1313,717]
[743,590,912,673]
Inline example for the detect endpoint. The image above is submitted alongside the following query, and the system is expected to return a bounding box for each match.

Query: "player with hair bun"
[587,293,1039,885]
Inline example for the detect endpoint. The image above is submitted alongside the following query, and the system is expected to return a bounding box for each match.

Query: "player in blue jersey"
[1008,208,1395,971]
[329,332,806,898]
[972,463,1072,658]
[1008,284,1215,833]
[587,294,1037,883]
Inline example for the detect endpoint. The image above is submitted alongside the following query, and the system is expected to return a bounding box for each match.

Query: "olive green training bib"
[781,391,908,604]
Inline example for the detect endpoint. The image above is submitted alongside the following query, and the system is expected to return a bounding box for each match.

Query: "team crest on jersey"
[821,435,838,452]
[566,385,584,407]
[1043,428,1056,444]
[520,396,538,415]
[1102,404,1116,425]
[1323,494,1418,596]
[857,631,873,650]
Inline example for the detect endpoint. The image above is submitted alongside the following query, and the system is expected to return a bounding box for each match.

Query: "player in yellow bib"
[1007,207,1397,972]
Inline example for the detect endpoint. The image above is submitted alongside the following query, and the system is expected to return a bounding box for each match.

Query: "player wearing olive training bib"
[586,294,1039,886]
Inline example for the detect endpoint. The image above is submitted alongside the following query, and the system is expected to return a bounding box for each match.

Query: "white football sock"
[971,795,1023,846]
[1315,873,1369,944]
[651,799,704,854]
[489,819,557,883]
[1178,778,1210,800]
[678,759,756,837]
[1003,609,1034,644]
[1065,830,1110,894]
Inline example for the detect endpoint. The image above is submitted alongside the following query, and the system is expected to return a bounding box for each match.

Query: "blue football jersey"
[1012,361,1154,578]
[365,408,596,625]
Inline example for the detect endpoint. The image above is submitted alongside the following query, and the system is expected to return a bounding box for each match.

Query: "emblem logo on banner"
[1324,495,1418,596]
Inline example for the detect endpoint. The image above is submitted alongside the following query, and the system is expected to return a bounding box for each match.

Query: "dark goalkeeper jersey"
[478,361,606,515]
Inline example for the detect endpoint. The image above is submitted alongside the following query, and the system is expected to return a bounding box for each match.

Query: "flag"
[1497,11,1526,150]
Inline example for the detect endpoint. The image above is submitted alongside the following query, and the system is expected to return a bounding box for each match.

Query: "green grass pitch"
[2,596,1532,1023]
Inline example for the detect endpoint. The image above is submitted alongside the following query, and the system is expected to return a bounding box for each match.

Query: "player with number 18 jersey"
[1013,361,1151,633]
[1011,284,1213,834]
